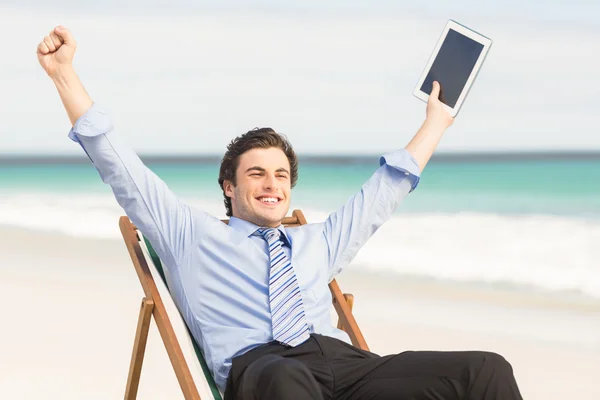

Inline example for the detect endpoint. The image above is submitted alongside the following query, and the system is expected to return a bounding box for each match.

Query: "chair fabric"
[141,234,223,400]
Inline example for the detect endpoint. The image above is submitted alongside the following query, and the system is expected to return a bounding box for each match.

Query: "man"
[37,26,523,399]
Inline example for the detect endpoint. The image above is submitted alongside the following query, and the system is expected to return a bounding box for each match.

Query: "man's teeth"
[260,197,279,203]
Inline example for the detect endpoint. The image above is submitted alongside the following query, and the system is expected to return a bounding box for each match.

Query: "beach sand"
[1,226,599,399]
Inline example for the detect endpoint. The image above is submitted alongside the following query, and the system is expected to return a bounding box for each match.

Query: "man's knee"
[469,351,515,377]
[464,351,522,398]
[483,352,513,373]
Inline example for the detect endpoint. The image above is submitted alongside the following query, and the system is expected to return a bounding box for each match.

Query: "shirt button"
[404,172,409,176]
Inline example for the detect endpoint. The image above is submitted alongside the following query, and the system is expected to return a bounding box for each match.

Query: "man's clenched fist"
[37,26,76,78]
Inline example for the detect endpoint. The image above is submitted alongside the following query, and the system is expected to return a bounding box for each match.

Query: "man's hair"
[218,127,299,217]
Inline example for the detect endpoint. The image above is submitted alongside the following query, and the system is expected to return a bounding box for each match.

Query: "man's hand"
[37,26,77,79]
[37,26,92,126]
[425,81,454,130]
[404,81,454,171]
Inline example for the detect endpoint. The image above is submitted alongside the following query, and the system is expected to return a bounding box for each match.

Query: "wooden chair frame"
[119,209,368,400]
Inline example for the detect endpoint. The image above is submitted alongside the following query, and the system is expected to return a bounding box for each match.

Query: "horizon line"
[1,150,600,165]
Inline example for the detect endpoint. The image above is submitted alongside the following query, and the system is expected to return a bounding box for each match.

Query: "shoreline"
[340,267,600,313]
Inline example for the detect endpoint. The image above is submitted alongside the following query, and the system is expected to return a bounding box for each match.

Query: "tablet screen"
[420,29,484,108]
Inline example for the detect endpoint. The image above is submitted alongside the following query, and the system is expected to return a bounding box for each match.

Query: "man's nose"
[263,174,276,190]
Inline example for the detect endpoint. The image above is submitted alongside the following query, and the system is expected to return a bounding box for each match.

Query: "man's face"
[224,147,292,228]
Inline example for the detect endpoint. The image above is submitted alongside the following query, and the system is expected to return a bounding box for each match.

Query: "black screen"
[420,29,484,108]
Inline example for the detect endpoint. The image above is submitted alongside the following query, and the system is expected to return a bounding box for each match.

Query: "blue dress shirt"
[68,103,421,392]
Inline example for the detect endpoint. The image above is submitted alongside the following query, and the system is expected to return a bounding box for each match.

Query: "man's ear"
[224,180,235,198]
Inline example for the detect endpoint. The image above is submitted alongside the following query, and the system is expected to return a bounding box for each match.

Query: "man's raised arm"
[323,81,454,279]
[37,26,208,269]
[37,26,92,126]
[405,81,454,171]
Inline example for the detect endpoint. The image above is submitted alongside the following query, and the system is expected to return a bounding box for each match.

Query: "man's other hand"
[37,26,77,78]
[426,81,454,130]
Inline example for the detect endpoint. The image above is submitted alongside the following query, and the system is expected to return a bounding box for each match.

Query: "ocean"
[2,153,600,299]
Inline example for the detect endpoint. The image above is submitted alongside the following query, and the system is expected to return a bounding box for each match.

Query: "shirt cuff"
[379,149,421,192]
[67,103,114,142]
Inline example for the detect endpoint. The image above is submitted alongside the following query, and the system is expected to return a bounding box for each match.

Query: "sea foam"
[2,192,599,298]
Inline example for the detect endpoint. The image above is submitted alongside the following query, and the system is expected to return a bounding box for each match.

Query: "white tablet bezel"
[413,20,492,117]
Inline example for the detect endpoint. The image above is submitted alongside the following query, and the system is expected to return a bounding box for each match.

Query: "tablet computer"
[414,20,492,117]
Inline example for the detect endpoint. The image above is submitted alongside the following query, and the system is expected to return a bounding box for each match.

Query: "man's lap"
[224,334,510,400]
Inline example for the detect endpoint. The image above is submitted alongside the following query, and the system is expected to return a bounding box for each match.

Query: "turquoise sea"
[2,154,600,216]
[2,153,600,298]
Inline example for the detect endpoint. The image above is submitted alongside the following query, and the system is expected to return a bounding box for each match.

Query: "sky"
[0,1,599,155]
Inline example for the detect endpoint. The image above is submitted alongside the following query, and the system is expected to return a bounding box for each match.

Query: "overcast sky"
[1,0,599,155]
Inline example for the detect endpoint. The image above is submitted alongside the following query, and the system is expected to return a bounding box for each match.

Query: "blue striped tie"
[256,228,310,347]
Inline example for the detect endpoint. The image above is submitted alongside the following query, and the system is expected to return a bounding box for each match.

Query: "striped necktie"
[255,227,310,347]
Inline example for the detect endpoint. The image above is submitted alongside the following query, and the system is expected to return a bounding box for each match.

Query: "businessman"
[37,25,523,399]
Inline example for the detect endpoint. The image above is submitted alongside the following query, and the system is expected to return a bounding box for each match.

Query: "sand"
[1,226,599,399]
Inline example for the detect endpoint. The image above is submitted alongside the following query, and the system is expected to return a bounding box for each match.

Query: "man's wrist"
[50,65,77,88]
[423,116,451,132]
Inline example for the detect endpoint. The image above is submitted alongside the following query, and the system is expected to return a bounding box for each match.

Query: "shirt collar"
[228,216,291,246]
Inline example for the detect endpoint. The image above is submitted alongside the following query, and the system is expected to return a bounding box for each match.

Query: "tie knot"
[255,227,281,243]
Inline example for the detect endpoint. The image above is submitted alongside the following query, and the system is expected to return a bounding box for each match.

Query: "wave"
[2,192,599,298]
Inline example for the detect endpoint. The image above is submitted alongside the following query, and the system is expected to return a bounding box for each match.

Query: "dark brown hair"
[218,128,299,217]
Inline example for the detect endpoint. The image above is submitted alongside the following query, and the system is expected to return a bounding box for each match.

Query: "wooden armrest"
[343,293,354,311]
[335,293,354,329]
[330,281,368,351]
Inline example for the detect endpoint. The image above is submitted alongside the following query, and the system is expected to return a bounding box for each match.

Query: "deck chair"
[119,209,369,400]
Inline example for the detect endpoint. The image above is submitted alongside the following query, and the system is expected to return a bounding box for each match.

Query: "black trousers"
[224,334,523,400]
